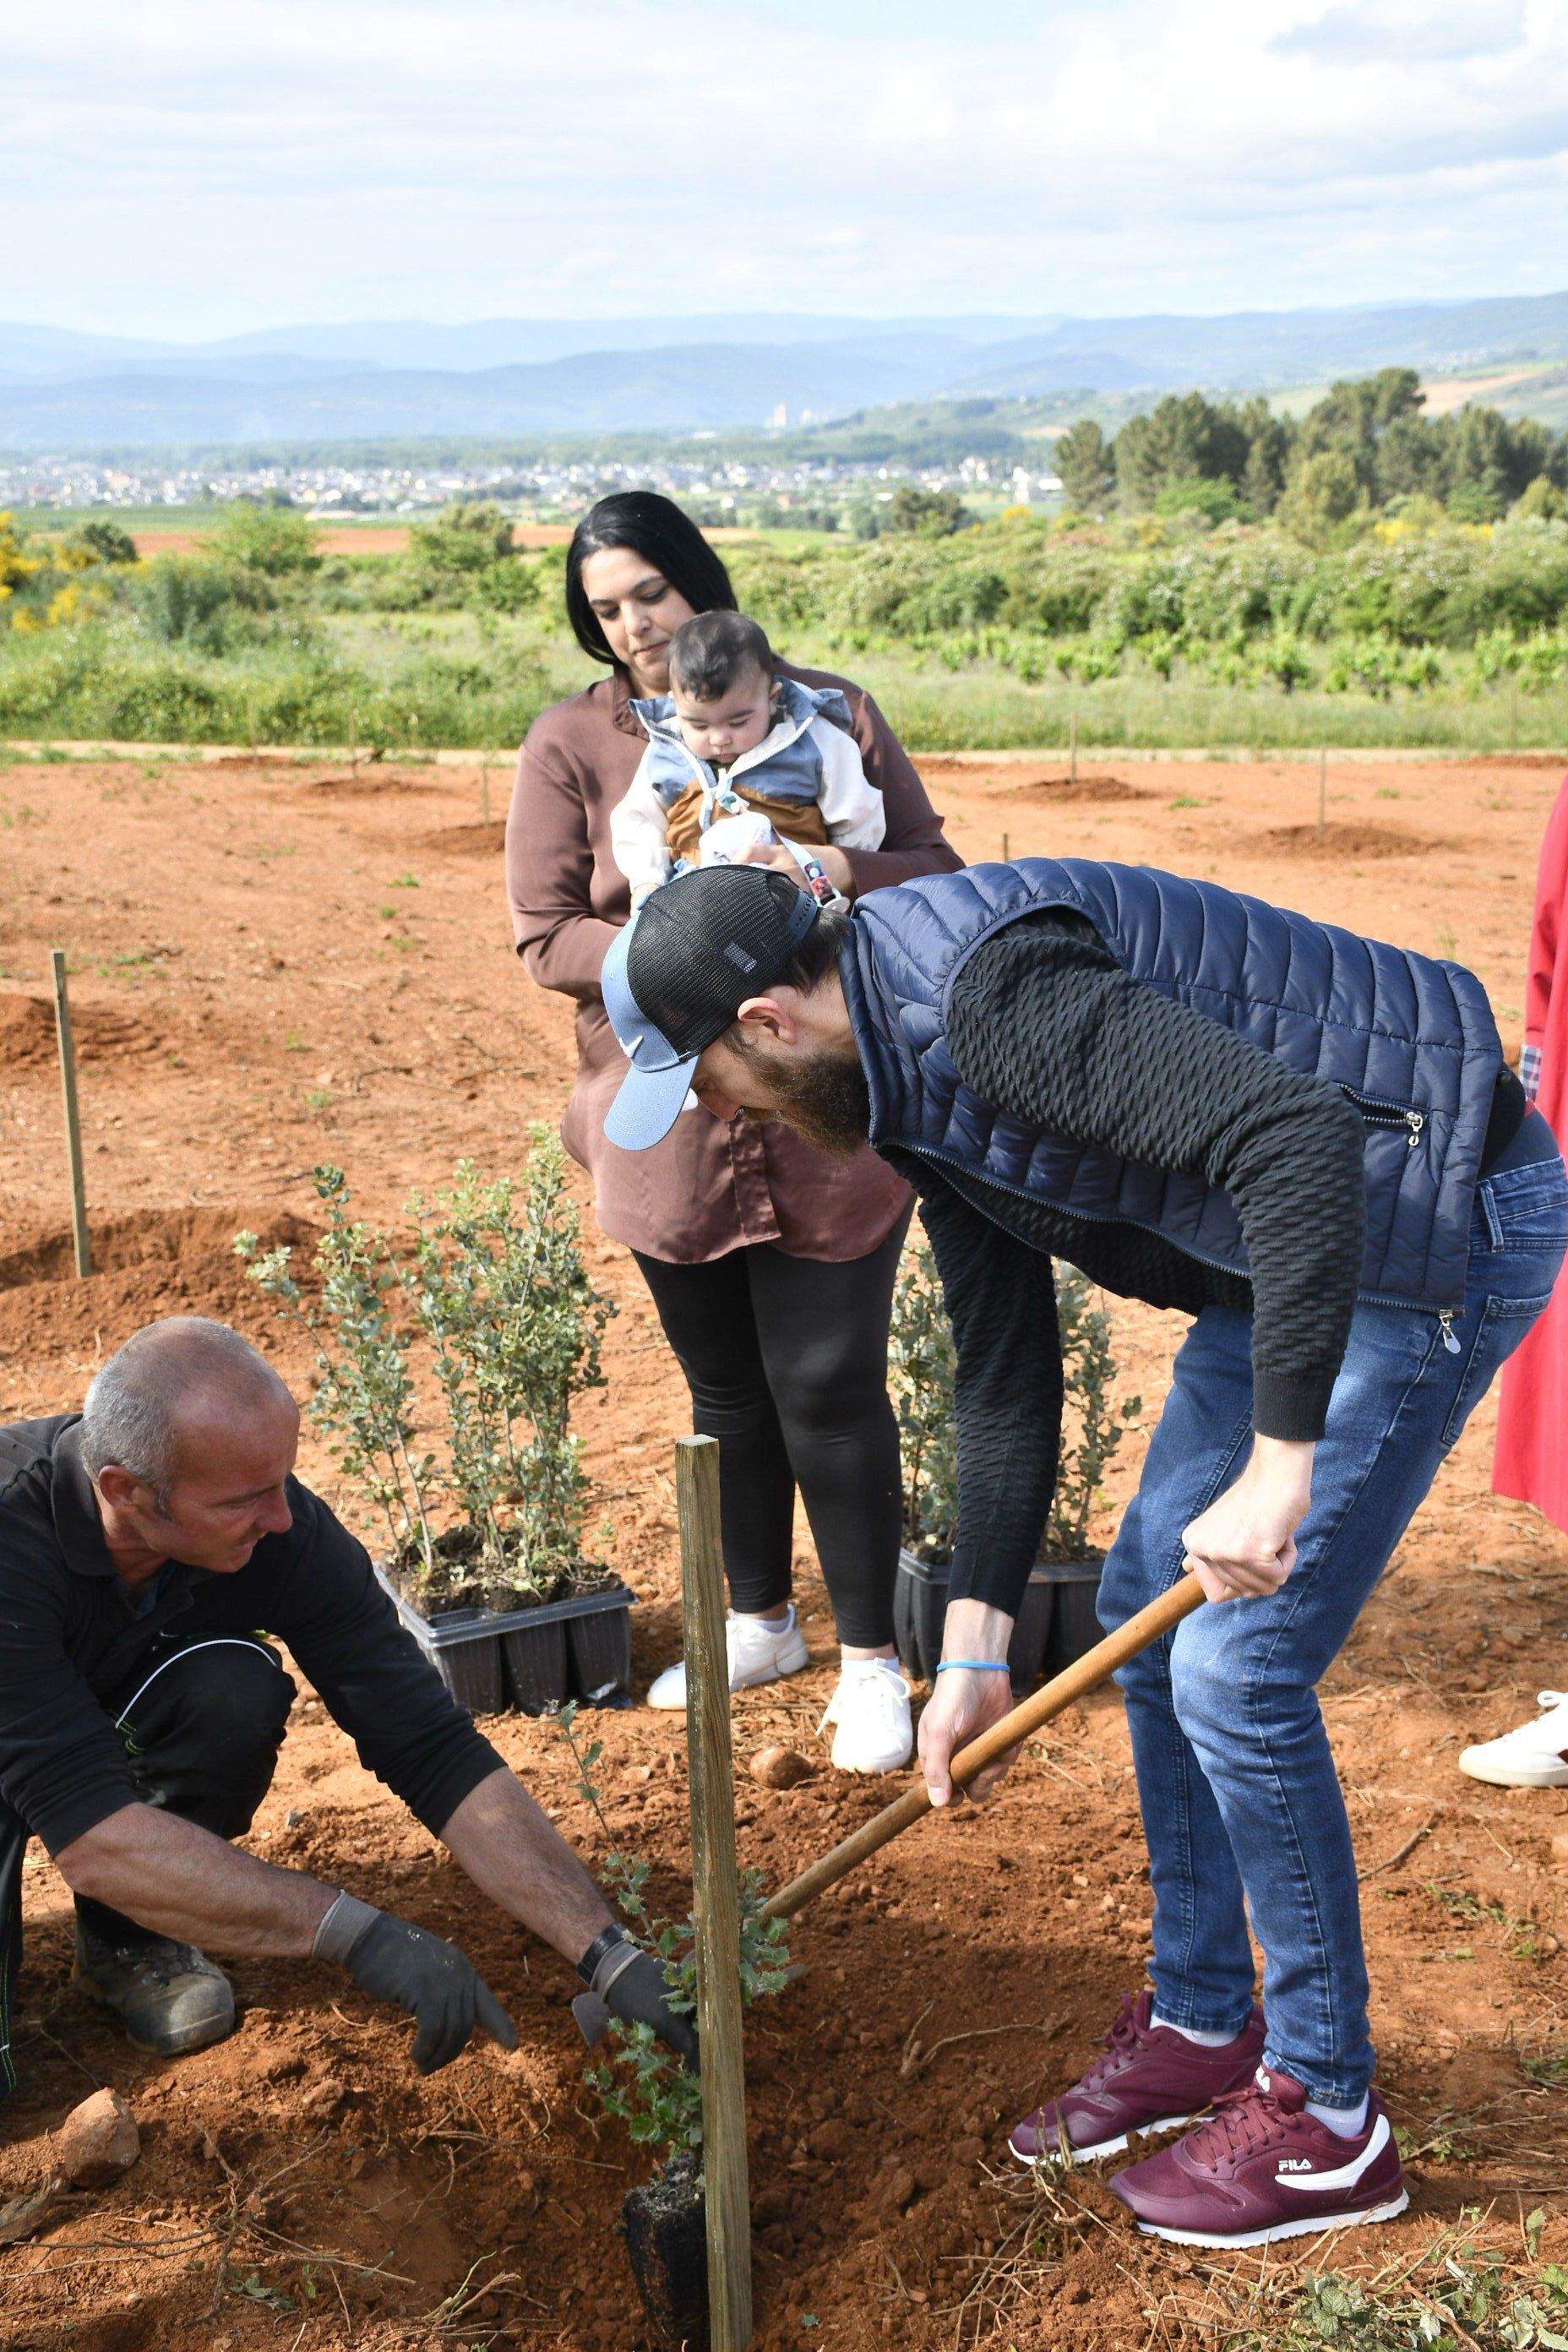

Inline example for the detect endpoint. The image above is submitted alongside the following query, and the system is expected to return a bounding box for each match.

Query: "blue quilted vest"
[843,859,1505,1311]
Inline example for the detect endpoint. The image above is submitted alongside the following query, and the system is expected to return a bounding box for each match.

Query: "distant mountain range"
[4,292,1568,454]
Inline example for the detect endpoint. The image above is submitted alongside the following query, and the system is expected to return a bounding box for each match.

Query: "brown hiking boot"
[73,1920,235,2057]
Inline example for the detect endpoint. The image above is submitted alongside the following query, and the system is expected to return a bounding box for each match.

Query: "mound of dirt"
[1258,820,1442,859]
[1002,773,1150,805]
[0,1206,312,1294]
[0,1207,317,1382]
[306,771,440,800]
[415,819,507,856]
[0,993,159,1074]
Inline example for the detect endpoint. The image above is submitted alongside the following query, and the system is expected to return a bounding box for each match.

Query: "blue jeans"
[1098,1142,1568,2104]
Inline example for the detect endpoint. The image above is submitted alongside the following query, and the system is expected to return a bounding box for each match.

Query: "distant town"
[0,441,1060,525]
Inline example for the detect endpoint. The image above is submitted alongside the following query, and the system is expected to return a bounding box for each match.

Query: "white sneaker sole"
[1131,2188,1409,2247]
[827,1731,914,1775]
[1008,2112,1196,2167]
[1459,1753,1568,1788]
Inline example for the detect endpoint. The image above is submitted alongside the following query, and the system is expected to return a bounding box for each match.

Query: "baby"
[609,610,885,907]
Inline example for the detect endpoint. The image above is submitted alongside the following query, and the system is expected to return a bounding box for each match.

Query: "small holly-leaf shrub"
[553,1701,791,2166]
[889,1237,1140,1563]
[236,1131,613,1609]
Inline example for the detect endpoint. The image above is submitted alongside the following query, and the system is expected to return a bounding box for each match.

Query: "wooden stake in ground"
[677,1436,753,2351]
[1001,830,1010,863]
[49,950,91,1278]
[1318,745,1328,841]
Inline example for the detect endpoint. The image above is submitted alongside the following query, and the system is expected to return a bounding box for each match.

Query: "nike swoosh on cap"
[1275,2112,1391,2191]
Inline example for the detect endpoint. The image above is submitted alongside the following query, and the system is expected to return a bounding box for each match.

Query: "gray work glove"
[572,1927,699,2071]
[315,1893,518,2075]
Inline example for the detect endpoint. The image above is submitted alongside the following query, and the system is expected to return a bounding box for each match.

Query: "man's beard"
[740,1043,872,1160]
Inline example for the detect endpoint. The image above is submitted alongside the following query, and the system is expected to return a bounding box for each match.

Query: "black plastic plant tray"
[377,1571,636,1716]
[1033,1557,1106,1678]
[894,1548,1102,1693]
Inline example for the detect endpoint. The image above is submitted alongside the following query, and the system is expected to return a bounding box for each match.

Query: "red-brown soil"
[414,818,509,857]
[1257,819,1451,860]
[3,748,1568,2348]
[0,991,158,1074]
[922,755,1152,805]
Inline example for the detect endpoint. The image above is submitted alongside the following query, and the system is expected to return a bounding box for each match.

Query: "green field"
[7,455,1568,756]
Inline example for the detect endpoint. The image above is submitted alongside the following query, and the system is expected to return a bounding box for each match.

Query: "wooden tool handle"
[761,1572,1205,1924]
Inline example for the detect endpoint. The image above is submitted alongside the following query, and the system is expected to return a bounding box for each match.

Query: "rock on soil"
[750,1745,813,1788]
[52,2088,140,2188]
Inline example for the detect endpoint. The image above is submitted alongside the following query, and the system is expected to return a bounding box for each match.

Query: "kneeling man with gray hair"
[0,1316,689,2094]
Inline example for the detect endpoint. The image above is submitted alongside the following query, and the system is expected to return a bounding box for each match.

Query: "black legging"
[633,1211,910,1649]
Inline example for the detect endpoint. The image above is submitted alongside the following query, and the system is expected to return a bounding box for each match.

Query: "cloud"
[2,0,1565,337]
[1273,0,1527,63]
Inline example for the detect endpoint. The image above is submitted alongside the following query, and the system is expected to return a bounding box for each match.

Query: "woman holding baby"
[505,492,960,1772]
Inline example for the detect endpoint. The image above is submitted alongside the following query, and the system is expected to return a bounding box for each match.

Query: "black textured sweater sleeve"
[914,1178,1064,1619]
[945,911,1367,1443]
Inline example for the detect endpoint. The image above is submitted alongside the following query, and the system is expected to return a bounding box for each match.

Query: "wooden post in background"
[677,1435,753,2352]
[49,950,91,1279]
[1001,830,1010,863]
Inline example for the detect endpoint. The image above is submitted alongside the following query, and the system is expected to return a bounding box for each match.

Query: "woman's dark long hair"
[564,492,738,666]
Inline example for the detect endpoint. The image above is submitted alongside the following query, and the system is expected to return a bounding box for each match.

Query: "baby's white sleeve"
[814,723,887,849]
[609,770,677,904]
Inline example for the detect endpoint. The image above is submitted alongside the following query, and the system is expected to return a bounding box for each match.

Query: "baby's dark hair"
[668,610,774,702]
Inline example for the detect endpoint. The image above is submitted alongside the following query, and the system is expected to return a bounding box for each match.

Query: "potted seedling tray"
[1037,1556,1107,1676]
[378,1568,636,1717]
[894,1549,1060,1692]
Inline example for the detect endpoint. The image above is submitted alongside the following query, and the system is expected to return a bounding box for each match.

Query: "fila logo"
[1276,2114,1391,2191]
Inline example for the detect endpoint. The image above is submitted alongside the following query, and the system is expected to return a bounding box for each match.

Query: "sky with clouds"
[7,0,1567,340]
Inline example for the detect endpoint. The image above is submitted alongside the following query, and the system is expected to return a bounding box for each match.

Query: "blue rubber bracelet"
[934,1659,1012,1674]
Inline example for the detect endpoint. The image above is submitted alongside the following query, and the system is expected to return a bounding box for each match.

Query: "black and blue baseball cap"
[602,865,821,1152]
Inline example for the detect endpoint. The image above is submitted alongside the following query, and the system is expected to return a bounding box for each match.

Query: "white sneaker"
[818,1658,914,1774]
[645,1605,809,1711]
[1459,1690,1568,1787]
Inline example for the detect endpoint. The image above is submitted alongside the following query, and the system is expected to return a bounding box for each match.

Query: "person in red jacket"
[1462,775,1568,1789]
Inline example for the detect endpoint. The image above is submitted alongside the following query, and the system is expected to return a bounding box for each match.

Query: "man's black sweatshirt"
[889,907,1369,1618]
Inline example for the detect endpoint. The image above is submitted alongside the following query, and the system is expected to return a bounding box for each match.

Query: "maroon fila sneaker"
[1007,1990,1265,2166]
[1111,2069,1408,2246]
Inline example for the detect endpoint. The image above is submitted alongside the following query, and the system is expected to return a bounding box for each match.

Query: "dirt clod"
[52,2088,140,2188]
[751,1744,813,1788]
[302,2076,347,2119]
